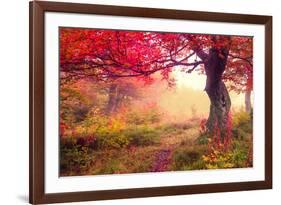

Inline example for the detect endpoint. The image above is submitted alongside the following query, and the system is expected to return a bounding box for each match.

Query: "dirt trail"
[150,127,199,172]
[151,148,172,172]
[150,135,179,172]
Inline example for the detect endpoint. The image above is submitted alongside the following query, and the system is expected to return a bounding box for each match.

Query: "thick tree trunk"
[106,84,118,115]
[204,45,231,141]
[105,84,124,115]
[206,81,231,141]
[245,90,251,113]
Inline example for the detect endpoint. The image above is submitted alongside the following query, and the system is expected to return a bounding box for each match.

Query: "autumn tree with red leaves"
[224,37,253,113]
[60,28,253,141]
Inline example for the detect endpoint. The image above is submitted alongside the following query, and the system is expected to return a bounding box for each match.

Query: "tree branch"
[228,54,253,66]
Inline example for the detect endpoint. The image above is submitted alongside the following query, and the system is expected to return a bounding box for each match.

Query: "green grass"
[171,145,207,170]
[60,110,253,176]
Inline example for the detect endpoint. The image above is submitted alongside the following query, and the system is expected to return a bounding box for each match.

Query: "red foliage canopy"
[60,28,253,92]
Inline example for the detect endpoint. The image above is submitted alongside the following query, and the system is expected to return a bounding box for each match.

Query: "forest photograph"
[59,27,253,176]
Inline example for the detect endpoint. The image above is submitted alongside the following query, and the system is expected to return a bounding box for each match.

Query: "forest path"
[150,126,199,172]
[83,121,201,175]
[151,148,172,172]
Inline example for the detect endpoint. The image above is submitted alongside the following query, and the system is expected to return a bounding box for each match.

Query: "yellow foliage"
[232,109,251,128]
[202,146,235,169]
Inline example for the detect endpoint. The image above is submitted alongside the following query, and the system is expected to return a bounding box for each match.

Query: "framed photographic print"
[29,1,272,204]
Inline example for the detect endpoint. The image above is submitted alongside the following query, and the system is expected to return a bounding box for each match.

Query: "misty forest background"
[60,75,252,175]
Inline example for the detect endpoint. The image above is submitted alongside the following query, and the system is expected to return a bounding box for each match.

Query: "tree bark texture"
[106,84,122,115]
[204,46,231,141]
[245,90,252,113]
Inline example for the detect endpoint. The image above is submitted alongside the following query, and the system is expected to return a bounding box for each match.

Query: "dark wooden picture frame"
[29,1,272,204]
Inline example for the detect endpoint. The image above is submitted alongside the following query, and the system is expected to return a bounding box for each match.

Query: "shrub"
[125,126,160,146]
[232,128,248,140]
[183,159,206,170]
[160,124,177,133]
[67,106,162,149]
[125,106,162,125]
[202,148,235,169]
[232,148,248,167]
[172,148,203,170]
[231,140,250,167]
[196,133,210,145]
[79,124,160,149]
[70,112,129,149]
[60,87,91,125]
[60,137,94,174]
[202,140,250,169]
[160,122,193,134]
[96,159,127,174]
[97,131,130,149]
[232,110,252,134]
[90,123,161,149]
[180,139,194,147]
